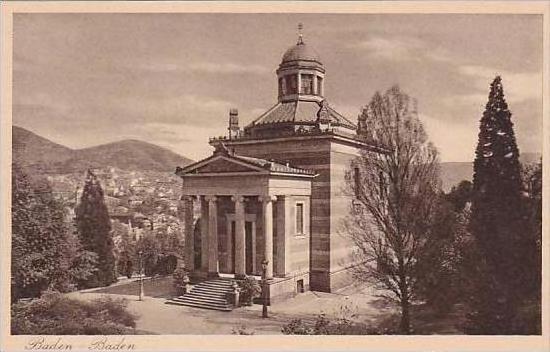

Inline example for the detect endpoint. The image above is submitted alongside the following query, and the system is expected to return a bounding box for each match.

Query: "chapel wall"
[227,138,333,291]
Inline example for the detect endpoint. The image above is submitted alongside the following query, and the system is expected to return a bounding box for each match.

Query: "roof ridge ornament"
[297,22,304,45]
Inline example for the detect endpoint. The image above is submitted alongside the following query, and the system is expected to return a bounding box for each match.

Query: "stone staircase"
[167,278,234,311]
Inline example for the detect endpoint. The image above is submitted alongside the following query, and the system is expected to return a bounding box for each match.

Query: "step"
[186,292,228,300]
[167,301,232,312]
[198,282,234,289]
[167,300,232,311]
[174,296,228,305]
[192,285,230,291]
[172,295,230,305]
[191,287,232,295]
[174,294,228,303]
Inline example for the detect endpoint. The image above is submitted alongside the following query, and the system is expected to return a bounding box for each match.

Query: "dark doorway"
[245,221,253,274]
[230,220,254,275]
[193,219,202,269]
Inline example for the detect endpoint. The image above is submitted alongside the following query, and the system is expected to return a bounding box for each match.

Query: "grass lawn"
[90,276,175,298]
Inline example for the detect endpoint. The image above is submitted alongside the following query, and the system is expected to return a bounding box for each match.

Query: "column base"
[207,272,220,279]
[190,271,207,281]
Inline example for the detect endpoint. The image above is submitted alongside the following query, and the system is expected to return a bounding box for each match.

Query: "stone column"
[260,195,276,279]
[206,195,219,277]
[200,197,209,272]
[232,195,246,279]
[182,196,195,271]
[275,196,286,277]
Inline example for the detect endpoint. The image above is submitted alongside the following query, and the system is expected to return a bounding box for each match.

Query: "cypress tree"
[75,170,116,287]
[468,76,530,334]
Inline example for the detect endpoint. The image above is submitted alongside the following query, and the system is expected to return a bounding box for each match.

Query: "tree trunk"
[400,297,411,334]
[398,262,411,334]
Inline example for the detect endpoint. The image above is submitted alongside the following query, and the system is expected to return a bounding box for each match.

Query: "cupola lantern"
[276,24,325,103]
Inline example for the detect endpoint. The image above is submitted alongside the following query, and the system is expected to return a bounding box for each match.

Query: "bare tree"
[345,86,440,334]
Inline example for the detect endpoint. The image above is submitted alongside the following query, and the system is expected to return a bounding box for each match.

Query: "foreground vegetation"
[11,292,137,335]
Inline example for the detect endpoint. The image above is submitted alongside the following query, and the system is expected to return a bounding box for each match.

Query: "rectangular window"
[286,75,297,94]
[317,77,323,95]
[354,167,360,198]
[279,77,285,96]
[301,74,314,95]
[296,203,304,235]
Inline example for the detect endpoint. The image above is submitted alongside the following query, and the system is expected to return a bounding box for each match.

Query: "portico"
[176,144,315,301]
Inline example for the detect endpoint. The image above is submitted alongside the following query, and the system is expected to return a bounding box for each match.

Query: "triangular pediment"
[181,155,267,175]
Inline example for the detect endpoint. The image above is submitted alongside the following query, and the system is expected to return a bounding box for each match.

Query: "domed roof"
[281,41,322,65]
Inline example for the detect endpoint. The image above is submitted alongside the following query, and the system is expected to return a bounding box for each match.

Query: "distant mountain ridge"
[13,126,540,191]
[440,152,541,192]
[12,126,194,174]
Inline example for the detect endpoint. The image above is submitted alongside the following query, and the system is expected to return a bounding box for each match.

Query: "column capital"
[259,195,278,203]
[231,195,245,203]
[205,195,217,202]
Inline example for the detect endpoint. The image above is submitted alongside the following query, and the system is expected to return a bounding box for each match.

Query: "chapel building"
[176,31,381,303]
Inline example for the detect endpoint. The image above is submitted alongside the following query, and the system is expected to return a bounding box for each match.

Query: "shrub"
[11,291,137,335]
[125,260,133,279]
[281,311,397,335]
[281,319,313,335]
[237,276,261,306]
[172,267,189,296]
[231,324,255,335]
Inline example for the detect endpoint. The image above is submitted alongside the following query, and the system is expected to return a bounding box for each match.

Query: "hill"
[440,162,473,192]
[13,126,75,170]
[12,126,194,174]
[440,153,541,192]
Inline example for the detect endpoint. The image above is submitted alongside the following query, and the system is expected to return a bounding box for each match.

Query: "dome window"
[278,77,286,96]
[301,74,314,95]
[285,74,298,95]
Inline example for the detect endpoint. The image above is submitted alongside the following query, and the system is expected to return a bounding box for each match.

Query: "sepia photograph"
[0,1,548,351]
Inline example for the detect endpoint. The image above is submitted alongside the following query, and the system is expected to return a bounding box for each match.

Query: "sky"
[13,13,543,162]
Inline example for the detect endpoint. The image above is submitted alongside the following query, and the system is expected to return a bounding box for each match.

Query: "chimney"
[228,108,240,139]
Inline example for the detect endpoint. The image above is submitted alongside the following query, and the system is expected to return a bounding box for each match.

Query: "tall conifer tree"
[469,76,530,333]
[75,170,116,287]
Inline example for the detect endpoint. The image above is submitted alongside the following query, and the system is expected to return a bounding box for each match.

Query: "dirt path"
[67,282,395,335]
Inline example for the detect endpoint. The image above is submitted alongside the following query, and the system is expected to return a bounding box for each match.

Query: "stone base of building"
[328,266,356,292]
[309,266,357,293]
[188,270,310,305]
[265,272,310,304]
[189,266,357,304]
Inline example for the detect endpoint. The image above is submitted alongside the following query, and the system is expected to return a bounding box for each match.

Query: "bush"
[237,276,261,306]
[172,266,189,296]
[125,260,133,279]
[231,324,255,335]
[281,312,398,335]
[281,319,313,335]
[11,291,137,335]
